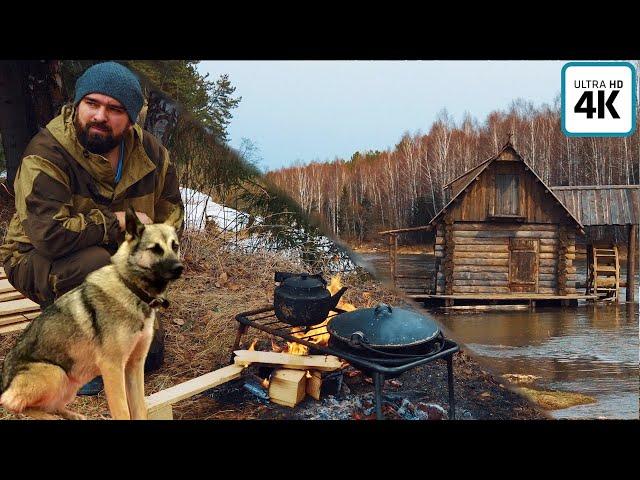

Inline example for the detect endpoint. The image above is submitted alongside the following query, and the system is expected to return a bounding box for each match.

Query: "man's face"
[75,93,132,155]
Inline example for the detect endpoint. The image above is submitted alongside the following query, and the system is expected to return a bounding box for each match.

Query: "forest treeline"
[265,97,640,243]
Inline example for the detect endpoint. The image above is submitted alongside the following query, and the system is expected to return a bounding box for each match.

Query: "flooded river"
[354,251,639,420]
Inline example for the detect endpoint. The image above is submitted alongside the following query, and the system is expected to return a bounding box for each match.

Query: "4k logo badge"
[561,62,637,137]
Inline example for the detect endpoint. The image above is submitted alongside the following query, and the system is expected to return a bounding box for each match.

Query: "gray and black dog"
[0,206,183,419]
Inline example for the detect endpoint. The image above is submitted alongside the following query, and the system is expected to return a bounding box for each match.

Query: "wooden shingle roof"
[551,185,640,226]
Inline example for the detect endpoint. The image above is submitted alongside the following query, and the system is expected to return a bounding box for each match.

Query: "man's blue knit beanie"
[74,62,144,123]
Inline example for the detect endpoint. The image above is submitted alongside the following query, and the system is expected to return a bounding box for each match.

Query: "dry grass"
[0,227,405,420]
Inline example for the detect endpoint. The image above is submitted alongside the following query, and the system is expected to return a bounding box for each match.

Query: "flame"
[262,377,270,389]
[283,275,356,355]
[248,339,258,351]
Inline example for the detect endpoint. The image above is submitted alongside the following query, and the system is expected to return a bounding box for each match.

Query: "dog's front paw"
[58,408,88,420]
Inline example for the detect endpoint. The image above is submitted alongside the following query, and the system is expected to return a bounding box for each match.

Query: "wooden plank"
[0,267,6,280]
[148,404,173,420]
[233,350,342,371]
[0,311,40,326]
[0,279,16,294]
[0,321,30,335]
[0,291,24,302]
[145,364,245,414]
[453,223,558,231]
[421,293,598,300]
[0,298,40,316]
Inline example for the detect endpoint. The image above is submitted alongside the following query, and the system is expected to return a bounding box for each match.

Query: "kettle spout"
[328,286,348,310]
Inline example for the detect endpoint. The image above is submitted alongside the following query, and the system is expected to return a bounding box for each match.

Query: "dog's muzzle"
[157,260,184,280]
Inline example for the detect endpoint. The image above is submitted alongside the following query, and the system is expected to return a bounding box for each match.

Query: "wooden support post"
[388,235,395,287]
[628,224,637,302]
[393,234,398,288]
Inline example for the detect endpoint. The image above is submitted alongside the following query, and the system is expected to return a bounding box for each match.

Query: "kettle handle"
[374,303,393,317]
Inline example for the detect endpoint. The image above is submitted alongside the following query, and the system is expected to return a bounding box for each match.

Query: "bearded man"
[0,62,184,393]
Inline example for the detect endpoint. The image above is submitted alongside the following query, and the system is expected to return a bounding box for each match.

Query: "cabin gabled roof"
[428,142,584,231]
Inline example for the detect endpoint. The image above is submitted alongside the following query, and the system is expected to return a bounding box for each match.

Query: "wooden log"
[539,253,558,260]
[454,252,509,259]
[453,280,509,287]
[453,286,511,294]
[0,310,40,327]
[0,298,40,316]
[233,350,342,371]
[540,238,558,245]
[452,237,510,245]
[145,364,246,417]
[268,369,307,408]
[454,272,509,281]
[539,287,557,294]
[454,230,557,239]
[540,259,558,267]
[538,281,558,288]
[454,258,509,266]
[453,223,558,231]
[454,265,509,273]
[455,244,508,252]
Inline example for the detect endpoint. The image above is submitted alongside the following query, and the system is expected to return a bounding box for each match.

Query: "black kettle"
[274,272,348,327]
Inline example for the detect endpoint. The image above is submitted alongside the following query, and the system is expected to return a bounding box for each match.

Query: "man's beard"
[75,117,124,155]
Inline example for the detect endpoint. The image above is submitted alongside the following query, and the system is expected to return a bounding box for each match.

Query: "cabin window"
[495,174,520,216]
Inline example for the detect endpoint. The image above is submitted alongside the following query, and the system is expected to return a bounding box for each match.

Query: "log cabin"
[428,142,595,305]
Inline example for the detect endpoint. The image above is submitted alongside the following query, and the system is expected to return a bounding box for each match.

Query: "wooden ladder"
[587,244,620,301]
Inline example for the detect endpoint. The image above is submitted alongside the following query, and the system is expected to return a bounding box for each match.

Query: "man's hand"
[114,211,153,231]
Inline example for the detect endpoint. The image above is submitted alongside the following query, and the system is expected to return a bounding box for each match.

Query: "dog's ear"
[125,205,145,239]
[163,206,183,229]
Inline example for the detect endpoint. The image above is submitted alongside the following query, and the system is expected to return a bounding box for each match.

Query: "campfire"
[284,275,356,356]
[238,274,355,407]
[231,273,459,419]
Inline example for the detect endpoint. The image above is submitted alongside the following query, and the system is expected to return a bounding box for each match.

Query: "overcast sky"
[198,61,568,171]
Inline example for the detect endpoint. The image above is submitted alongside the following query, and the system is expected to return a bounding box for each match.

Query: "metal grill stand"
[234,306,459,420]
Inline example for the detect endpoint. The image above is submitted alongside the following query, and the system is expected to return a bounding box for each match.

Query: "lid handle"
[349,331,367,347]
[374,303,393,317]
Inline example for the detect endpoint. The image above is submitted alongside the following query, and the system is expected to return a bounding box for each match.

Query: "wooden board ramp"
[0,267,6,280]
[145,364,246,420]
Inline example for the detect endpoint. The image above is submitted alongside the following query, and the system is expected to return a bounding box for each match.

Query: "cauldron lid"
[327,303,441,348]
[275,272,328,293]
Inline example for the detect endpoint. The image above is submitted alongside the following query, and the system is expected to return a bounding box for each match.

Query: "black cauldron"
[327,303,444,362]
